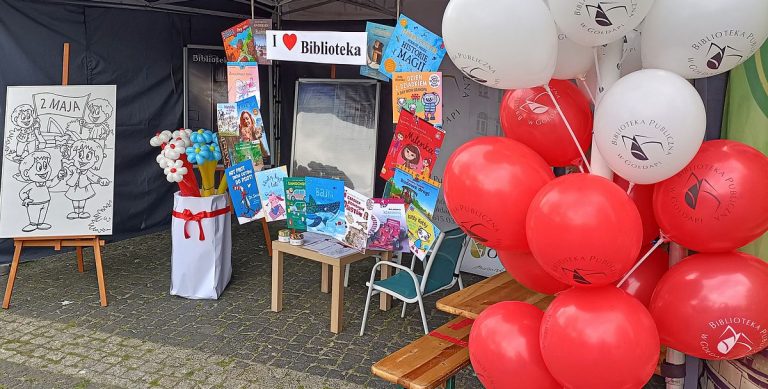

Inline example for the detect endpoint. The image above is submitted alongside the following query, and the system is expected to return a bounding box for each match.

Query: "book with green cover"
[233,141,264,172]
[284,177,307,230]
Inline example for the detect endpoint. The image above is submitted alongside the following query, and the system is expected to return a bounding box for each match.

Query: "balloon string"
[577,164,584,174]
[577,77,596,105]
[626,182,635,195]
[616,234,668,288]
[543,85,592,174]
[593,47,604,102]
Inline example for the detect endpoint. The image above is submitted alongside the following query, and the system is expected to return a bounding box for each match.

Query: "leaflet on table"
[384,167,441,219]
[366,198,408,252]
[224,161,263,224]
[255,166,288,222]
[235,96,270,158]
[392,72,442,128]
[406,207,441,261]
[284,177,307,230]
[380,109,445,181]
[305,177,346,240]
[378,14,446,79]
[303,239,360,259]
[227,62,260,104]
[342,187,370,252]
[222,18,272,64]
[360,22,394,81]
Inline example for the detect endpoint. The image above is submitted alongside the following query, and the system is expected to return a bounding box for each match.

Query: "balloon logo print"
[562,267,606,285]
[717,325,753,355]
[622,134,664,161]
[460,66,489,84]
[684,173,720,212]
[587,1,628,27]
[520,92,550,115]
[706,43,743,70]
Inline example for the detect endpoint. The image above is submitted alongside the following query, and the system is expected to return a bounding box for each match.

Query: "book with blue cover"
[235,95,270,158]
[255,166,288,222]
[384,166,441,219]
[360,22,394,81]
[224,161,263,224]
[378,14,446,79]
[305,177,346,240]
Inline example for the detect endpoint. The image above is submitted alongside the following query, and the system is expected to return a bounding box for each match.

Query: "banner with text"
[266,30,367,65]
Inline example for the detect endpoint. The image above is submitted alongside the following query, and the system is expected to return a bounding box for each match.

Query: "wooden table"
[270,240,393,334]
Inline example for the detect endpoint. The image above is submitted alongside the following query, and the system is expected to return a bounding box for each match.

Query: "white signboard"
[266,30,367,65]
[1,85,117,238]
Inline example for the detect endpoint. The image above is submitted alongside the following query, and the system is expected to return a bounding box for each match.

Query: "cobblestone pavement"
[0,222,666,388]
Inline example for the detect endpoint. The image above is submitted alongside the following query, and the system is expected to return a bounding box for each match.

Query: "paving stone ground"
[0,222,666,388]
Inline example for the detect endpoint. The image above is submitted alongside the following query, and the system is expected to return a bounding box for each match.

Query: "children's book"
[284,177,307,230]
[392,72,442,128]
[216,103,239,168]
[384,167,441,219]
[224,161,263,224]
[360,22,394,81]
[255,166,288,222]
[305,177,346,240]
[222,19,272,64]
[233,141,264,172]
[235,96,270,158]
[227,62,260,105]
[406,208,441,261]
[380,109,445,181]
[342,187,370,252]
[378,14,446,79]
[366,198,408,252]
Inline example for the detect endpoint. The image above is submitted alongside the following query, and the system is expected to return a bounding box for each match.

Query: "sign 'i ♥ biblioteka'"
[265,30,367,65]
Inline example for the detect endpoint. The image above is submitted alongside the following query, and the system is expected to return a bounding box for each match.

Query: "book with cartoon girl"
[255,166,288,222]
[380,109,444,181]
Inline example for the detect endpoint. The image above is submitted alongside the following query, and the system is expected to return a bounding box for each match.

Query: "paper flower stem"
[179,155,201,197]
[216,176,228,195]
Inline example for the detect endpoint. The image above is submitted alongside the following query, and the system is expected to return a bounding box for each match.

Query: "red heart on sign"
[283,34,298,50]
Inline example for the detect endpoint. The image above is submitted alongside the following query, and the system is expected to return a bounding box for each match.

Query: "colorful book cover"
[342,187,371,252]
[378,14,446,79]
[236,96,270,158]
[222,18,272,64]
[227,62,260,105]
[305,177,346,240]
[360,22,394,81]
[406,208,441,261]
[384,167,441,219]
[284,177,307,230]
[366,198,408,252]
[255,166,288,222]
[392,72,443,128]
[224,161,263,224]
[217,103,239,135]
[233,141,264,172]
[380,109,445,181]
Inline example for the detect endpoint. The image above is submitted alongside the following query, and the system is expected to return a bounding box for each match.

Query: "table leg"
[271,248,284,312]
[2,241,24,309]
[76,247,84,273]
[379,251,393,311]
[93,240,108,307]
[330,264,344,334]
[320,263,331,293]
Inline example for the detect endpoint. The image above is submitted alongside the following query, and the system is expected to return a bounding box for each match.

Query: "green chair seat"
[372,272,446,300]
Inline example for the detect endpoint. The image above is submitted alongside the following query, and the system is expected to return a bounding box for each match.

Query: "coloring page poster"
[1,85,117,237]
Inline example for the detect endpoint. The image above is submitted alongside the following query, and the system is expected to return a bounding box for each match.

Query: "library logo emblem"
[684,172,721,212]
[716,326,753,355]
[461,66,489,84]
[561,267,605,285]
[586,1,628,27]
[706,43,742,70]
[622,134,664,161]
[519,92,550,115]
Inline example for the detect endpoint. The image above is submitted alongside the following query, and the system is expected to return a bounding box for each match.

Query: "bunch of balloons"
[185,129,223,197]
[441,0,768,387]
[149,129,200,197]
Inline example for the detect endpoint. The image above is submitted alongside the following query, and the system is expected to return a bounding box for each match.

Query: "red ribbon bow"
[172,207,230,241]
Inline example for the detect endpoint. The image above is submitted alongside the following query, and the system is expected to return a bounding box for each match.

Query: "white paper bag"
[170,192,232,299]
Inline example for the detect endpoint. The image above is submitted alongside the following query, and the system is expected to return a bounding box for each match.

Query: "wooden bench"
[372,316,473,389]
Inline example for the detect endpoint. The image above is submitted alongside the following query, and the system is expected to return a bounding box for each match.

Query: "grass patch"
[148,378,161,387]
[215,357,235,368]
[73,379,90,389]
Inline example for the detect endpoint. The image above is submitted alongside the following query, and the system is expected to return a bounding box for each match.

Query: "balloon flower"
[149,129,200,197]
[185,129,224,197]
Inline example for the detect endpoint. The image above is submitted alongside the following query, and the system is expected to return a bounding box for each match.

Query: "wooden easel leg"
[3,241,24,309]
[92,240,108,307]
[261,218,272,253]
[76,247,84,273]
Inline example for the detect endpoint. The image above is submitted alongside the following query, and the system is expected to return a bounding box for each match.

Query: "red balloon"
[654,140,768,252]
[540,287,660,389]
[615,176,660,247]
[444,137,554,251]
[526,174,643,287]
[618,246,669,307]
[499,251,569,295]
[650,252,768,360]
[500,79,592,167]
[469,302,560,389]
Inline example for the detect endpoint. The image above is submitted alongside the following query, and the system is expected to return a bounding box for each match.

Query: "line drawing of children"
[9,104,44,161]
[17,151,66,232]
[62,139,110,220]
[76,99,113,147]
[400,144,421,170]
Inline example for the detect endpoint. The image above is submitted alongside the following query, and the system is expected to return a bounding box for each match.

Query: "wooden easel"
[2,43,109,309]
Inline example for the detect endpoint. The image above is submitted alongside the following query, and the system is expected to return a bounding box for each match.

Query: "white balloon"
[549,0,655,47]
[594,69,705,184]
[553,32,595,79]
[641,0,768,79]
[443,0,558,89]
